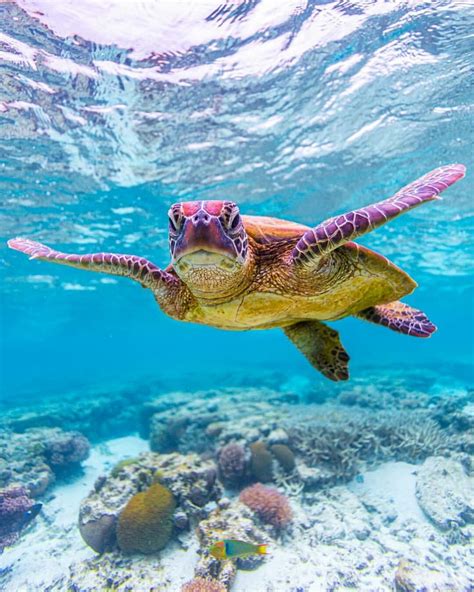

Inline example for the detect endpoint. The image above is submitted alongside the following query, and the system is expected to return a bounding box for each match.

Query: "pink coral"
[181,577,226,592]
[239,483,292,528]
[0,487,42,551]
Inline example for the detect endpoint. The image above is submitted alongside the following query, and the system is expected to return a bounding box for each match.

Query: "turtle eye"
[168,212,182,233]
[229,213,241,231]
[222,204,241,233]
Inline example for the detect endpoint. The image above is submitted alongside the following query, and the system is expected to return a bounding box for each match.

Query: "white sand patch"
[0,435,149,592]
[348,461,427,522]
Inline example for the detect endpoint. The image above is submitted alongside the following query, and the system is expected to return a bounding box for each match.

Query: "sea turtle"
[8,164,465,381]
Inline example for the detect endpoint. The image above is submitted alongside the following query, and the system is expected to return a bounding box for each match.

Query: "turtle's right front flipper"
[7,237,180,301]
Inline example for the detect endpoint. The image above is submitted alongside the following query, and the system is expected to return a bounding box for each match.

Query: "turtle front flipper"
[284,320,350,381]
[7,237,179,295]
[293,164,466,266]
[355,301,436,338]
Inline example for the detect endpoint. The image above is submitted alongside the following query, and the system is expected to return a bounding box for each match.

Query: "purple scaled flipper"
[7,237,177,293]
[356,301,436,338]
[293,164,466,266]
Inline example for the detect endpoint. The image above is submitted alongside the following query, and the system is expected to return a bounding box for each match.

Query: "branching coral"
[117,483,176,554]
[217,443,246,486]
[181,577,227,592]
[286,407,450,485]
[240,483,292,528]
[249,441,273,482]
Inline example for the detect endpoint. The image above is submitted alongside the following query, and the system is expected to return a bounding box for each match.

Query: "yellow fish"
[210,539,267,560]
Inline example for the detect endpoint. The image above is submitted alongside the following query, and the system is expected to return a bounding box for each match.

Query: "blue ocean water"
[1,1,472,401]
[0,2,473,590]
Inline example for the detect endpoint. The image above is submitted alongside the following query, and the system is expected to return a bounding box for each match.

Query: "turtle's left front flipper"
[293,164,466,267]
[356,301,436,338]
[283,320,350,381]
[7,238,179,298]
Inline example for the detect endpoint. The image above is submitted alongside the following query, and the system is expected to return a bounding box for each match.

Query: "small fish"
[209,539,267,560]
[20,503,42,527]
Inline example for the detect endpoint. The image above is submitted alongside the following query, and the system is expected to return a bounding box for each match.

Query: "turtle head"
[168,200,250,297]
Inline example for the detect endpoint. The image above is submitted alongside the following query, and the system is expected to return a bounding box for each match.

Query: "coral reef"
[217,443,246,487]
[0,427,90,496]
[43,430,90,469]
[140,383,464,494]
[0,487,42,551]
[415,456,474,531]
[142,387,296,455]
[249,441,273,482]
[240,483,292,528]
[117,483,176,554]
[286,407,450,486]
[0,381,158,440]
[181,577,227,592]
[0,377,474,592]
[79,452,221,553]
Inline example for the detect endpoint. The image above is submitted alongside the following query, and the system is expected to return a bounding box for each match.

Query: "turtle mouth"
[175,249,239,272]
[171,215,242,268]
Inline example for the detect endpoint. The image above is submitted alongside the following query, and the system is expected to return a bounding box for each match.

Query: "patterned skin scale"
[7,164,465,381]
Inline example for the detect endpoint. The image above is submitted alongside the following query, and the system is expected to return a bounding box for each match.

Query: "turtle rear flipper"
[356,301,436,338]
[284,320,349,381]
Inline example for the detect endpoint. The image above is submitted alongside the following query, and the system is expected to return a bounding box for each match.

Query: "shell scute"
[242,215,308,243]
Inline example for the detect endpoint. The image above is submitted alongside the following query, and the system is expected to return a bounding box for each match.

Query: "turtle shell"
[241,215,309,244]
[241,213,416,305]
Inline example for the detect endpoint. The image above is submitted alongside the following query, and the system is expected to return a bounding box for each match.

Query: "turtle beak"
[172,213,238,266]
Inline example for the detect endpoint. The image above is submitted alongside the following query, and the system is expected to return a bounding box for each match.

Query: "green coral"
[250,441,273,482]
[117,483,176,554]
[110,458,139,478]
[270,444,295,472]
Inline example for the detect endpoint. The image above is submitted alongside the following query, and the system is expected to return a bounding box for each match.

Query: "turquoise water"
[0,2,473,590]
[1,1,472,399]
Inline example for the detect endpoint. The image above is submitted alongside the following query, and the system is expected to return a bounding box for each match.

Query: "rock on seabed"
[415,456,474,530]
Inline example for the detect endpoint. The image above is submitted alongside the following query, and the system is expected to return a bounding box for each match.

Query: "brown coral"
[181,577,226,592]
[270,444,295,472]
[240,483,292,528]
[249,441,273,482]
[117,483,176,554]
